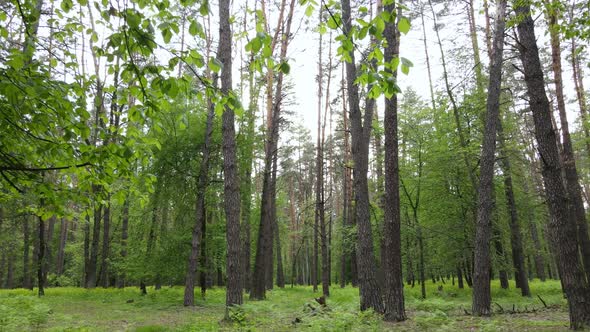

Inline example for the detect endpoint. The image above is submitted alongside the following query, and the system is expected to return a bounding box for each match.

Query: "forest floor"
[0,280,568,331]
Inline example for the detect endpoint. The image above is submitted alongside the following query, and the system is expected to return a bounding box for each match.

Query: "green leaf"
[278,61,290,74]
[305,5,313,17]
[208,58,222,73]
[61,0,73,12]
[398,17,411,34]
[189,19,200,36]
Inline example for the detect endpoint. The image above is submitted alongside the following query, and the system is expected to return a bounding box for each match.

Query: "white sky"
[277,0,590,140]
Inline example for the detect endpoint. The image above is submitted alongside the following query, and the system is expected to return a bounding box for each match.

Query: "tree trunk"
[341,0,384,314]
[516,2,590,327]
[457,265,464,289]
[23,217,32,289]
[86,204,101,288]
[117,198,129,288]
[43,216,55,285]
[83,214,90,287]
[546,1,590,279]
[37,214,45,296]
[313,11,323,292]
[498,119,530,296]
[382,7,406,318]
[340,67,350,289]
[522,179,546,281]
[265,154,277,290]
[200,211,209,298]
[275,217,285,288]
[183,71,216,306]
[471,0,507,316]
[99,201,110,287]
[219,0,242,312]
[251,0,296,300]
[56,218,67,276]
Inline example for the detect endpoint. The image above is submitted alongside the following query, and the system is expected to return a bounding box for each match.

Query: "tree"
[471,0,507,316]
[218,0,243,312]
[515,1,590,327]
[382,0,406,321]
[340,0,384,313]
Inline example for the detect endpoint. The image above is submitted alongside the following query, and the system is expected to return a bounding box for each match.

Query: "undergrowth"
[0,280,568,331]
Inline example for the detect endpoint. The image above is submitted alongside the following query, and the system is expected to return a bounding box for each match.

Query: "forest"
[1,0,590,330]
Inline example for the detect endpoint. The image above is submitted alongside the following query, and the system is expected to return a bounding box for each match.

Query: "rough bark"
[341,0,384,314]
[251,0,296,300]
[382,6,406,318]
[219,0,242,311]
[472,0,507,316]
[516,2,590,327]
[184,73,216,306]
[546,1,590,279]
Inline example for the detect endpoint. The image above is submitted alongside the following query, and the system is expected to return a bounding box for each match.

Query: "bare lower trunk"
[99,202,110,287]
[117,199,129,288]
[341,0,383,313]
[86,204,101,288]
[184,74,216,306]
[219,0,242,312]
[23,217,32,289]
[498,119,530,296]
[56,218,67,276]
[37,215,45,296]
[472,0,507,316]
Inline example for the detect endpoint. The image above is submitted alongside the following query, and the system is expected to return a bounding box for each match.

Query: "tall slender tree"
[341,0,384,313]
[382,0,405,321]
[472,0,507,316]
[515,1,590,327]
[218,0,243,312]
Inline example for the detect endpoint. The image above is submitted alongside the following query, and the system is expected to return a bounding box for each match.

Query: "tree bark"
[341,0,384,314]
[183,72,216,306]
[117,198,129,288]
[86,204,101,288]
[56,218,67,276]
[515,2,590,327]
[382,7,406,319]
[218,0,242,312]
[251,0,296,300]
[471,0,507,316]
[99,201,110,287]
[37,214,45,296]
[23,216,32,289]
[545,1,590,279]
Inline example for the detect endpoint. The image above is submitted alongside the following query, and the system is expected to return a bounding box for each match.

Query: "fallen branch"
[537,295,547,308]
[493,302,504,313]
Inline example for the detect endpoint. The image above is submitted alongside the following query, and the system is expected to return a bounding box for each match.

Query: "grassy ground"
[0,280,568,331]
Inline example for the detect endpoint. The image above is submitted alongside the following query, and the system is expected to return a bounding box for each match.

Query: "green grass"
[0,280,568,331]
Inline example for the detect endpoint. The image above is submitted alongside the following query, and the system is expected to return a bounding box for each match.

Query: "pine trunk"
[219,0,242,312]
[546,2,590,279]
[472,0,507,316]
[382,4,405,319]
[341,0,384,314]
[516,3,590,327]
